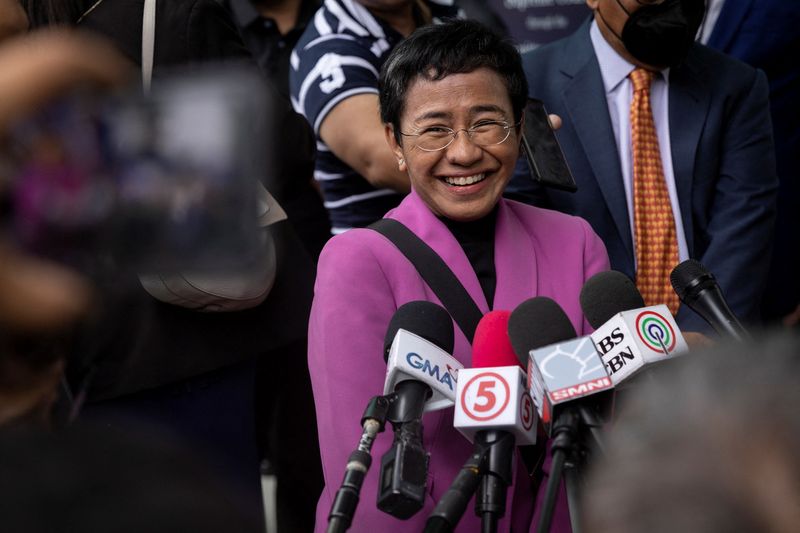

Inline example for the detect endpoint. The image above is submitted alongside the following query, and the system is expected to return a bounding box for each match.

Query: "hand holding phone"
[521,98,577,193]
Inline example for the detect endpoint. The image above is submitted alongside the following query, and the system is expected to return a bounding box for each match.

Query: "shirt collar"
[589,19,669,92]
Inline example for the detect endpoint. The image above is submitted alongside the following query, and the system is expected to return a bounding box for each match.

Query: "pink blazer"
[308,191,609,531]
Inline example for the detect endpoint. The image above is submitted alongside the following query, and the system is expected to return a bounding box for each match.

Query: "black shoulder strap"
[369,218,483,343]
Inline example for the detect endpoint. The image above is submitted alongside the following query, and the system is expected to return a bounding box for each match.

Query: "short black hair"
[379,19,528,142]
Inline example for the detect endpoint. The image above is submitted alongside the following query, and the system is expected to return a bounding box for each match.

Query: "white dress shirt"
[588,20,689,267]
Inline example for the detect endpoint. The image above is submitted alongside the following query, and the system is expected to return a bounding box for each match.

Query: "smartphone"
[521,97,577,193]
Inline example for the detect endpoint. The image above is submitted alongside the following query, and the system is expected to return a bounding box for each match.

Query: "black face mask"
[601,0,705,68]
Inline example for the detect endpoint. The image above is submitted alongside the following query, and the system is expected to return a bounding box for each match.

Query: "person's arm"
[675,68,778,332]
[320,93,410,193]
[290,35,410,193]
[0,30,131,130]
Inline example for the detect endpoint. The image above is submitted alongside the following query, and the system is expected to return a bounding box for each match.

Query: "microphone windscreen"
[507,297,577,365]
[383,300,455,361]
[472,310,518,368]
[580,270,645,328]
[670,259,713,300]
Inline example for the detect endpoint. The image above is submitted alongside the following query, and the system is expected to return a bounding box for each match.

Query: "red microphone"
[449,311,538,528]
[471,310,521,369]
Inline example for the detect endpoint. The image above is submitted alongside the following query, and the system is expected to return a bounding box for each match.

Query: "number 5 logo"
[460,372,510,422]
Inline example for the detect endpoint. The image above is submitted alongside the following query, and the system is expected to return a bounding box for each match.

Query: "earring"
[398,158,404,165]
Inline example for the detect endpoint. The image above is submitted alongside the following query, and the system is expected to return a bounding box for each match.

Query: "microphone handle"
[474,430,516,533]
[424,450,487,533]
[689,287,749,341]
[536,409,579,533]
[327,397,389,532]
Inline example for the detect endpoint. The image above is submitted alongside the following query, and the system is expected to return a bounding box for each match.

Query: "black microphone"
[508,297,612,533]
[670,259,749,340]
[580,270,645,329]
[377,301,455,519]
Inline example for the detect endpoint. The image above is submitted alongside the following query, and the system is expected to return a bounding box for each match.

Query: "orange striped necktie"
[629,68,680,315]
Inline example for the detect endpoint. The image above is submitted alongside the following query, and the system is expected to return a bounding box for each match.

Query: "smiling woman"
[307,19,610,532]
[386,68,520,222]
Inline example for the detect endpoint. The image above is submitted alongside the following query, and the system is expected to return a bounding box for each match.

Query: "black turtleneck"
[441,208,498,308]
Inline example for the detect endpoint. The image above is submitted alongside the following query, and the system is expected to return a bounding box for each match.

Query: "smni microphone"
[670,259,749,341]
[581,271,688,386]
[508,297,613,436]
[378,301,461,519]
[507,297,612,533]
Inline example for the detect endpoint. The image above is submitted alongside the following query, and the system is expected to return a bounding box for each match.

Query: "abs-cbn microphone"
[378,301,463,519]
[670,259,749,341]
[425,311,536,533]
[581,271,688,386]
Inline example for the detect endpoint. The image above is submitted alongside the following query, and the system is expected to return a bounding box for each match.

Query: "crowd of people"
[0,0,797,532]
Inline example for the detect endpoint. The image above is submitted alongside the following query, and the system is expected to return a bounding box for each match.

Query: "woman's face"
[385,68,521,222]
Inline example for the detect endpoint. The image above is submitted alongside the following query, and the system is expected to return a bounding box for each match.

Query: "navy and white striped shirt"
[290,0,460,234]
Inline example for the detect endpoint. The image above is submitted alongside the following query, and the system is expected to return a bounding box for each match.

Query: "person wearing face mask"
[507,0,778,337]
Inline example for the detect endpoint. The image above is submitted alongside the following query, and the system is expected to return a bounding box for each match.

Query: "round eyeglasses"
[399,120,519,152]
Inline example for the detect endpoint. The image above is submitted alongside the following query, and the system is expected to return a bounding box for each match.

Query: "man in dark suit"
[508,0,778,333]
[701,0,800,325]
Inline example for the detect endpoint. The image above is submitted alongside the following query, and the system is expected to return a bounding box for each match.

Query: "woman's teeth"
[443,173,486,186]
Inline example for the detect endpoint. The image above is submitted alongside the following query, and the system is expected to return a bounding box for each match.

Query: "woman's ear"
[384,123,407,172]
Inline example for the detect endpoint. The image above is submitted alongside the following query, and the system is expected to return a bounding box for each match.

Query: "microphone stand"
[422,430,516,533]
[535,409,579,533]
[327,395,390,533]
[474,431,515,533]
[536,404,608,533]
[424,448,488,533]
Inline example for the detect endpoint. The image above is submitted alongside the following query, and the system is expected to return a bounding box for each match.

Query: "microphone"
[378,301,463,519]
[328,301,460,531]
[670,259,749,340]
[581,271,689,386]
[507,297,612,533]
[508,297,613,436]
[426,311,536,533]
[455,311,537,445]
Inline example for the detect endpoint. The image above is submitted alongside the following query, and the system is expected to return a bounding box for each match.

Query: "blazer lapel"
[560,25,634,264]
[668,49,711,256]
[492,200,535,313]
[706,0,754,52]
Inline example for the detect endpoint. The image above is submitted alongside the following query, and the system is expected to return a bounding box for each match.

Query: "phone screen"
[521,98,577,193]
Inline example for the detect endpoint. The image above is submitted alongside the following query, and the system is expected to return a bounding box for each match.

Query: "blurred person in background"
[0,18,131,428]
[222,0,333,262]
[0,422,262,532]
[22,0,324,528]
[583,331,800,533]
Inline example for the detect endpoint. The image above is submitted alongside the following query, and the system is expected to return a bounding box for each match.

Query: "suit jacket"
[510,20,779,332]
[308,190,609,531]
[706,0,800,319]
